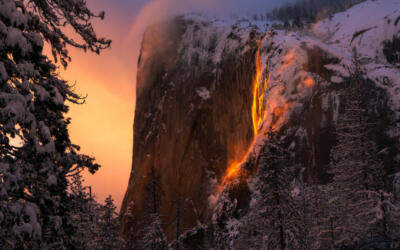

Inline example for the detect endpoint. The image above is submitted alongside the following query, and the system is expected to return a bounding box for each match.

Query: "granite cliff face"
[122,0,400,247]
[121,18,258,241]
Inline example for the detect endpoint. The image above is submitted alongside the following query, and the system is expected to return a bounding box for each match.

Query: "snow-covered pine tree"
[141,213,167,250]
[380,191,400,242]
[253,130,301,250]
[212,187,242,249]
[0,0,110,248]
[69,179,123,249]
[327,51,386,247]
[268,0,367,26]
[304,186,336,250]
[94,195,124,250]
[68,173,98,249]
[293,178,311,250]
[236,203,262,250]
[124,201,140,249]
[140,166,167,250]
[378,174,400,242]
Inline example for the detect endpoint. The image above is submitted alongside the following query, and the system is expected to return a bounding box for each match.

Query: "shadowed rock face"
[120,17,400,246]
[121,19,256,241]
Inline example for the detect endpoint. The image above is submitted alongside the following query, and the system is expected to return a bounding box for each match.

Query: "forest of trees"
[238,131,302,249]
[209,52,400,249]
[69,174,123,249]
[159,49,400,249]
[124,166,167,249]
[0,0,115,248]
[1,0,399,249]
[255,0,368,28]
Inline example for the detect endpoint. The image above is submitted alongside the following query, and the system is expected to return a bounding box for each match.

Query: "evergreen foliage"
[210,51,400,249]
[212,189,241,250]
[68,175,123,250]
[236,131,302,250]
[266,0,367,27]
[254,131,301,250]
[94,195,124,250]
[141,166,167,249]
[69,174,97,249]
[327,52,387,246]
[124,166,167,250]
[0,0,110,248]
[141,213,167,250]
[302,186,336,249]
[124,201,140,249]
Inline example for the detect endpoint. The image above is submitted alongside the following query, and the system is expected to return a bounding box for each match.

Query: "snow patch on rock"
[196,87,211,100]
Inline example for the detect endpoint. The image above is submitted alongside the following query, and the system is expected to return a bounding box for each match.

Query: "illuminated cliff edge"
[122,1,400,244]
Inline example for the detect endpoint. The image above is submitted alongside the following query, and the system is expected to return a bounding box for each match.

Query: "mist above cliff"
[128,0,295,52]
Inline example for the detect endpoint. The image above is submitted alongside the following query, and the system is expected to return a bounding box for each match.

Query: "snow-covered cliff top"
[179,0,400,139]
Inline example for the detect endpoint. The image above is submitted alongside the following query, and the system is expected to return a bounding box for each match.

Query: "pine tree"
[141,166,167,250]
[294,180,311,250]
[253,131,301,250]
[304,186,336,250]
[0,0,110,248]
[212,188,242,250]
[267,0,367,25]
[327,52,386,246]
[380,175,400,241]
[94,195,124,250]
[142,213,167,250]
[68,173,98,249]
[124,201,140,249]
[69,180,123,249]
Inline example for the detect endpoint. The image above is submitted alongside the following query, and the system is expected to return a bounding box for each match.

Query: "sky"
[61,0,146,208]
[61,0,293,209]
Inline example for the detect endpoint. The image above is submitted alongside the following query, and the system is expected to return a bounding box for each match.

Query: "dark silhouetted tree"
[268,0,367,26]
[68,173,98,248]
[253,131,301,249]
[328,52,386,246]
[94,195,124,249]
[141,166,167,250]
[0,0,110,248]
[124,201,140,249]
[142,213,167,250]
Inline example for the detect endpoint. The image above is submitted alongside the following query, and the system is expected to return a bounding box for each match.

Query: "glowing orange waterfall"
[251,39,265,137]
[220,161,242,187]
[215,45,315,199]
[219,39,266,189]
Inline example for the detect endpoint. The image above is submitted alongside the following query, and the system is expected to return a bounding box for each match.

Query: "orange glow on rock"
[213,40,311,208]
[274,107,285,118]
[251,39,267,136]
[275,103,292,120]
[222,162,241,185]
[215,38,299,206]
[279,49,296,73]
[216,39,266,195]
[302,76,315,87]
